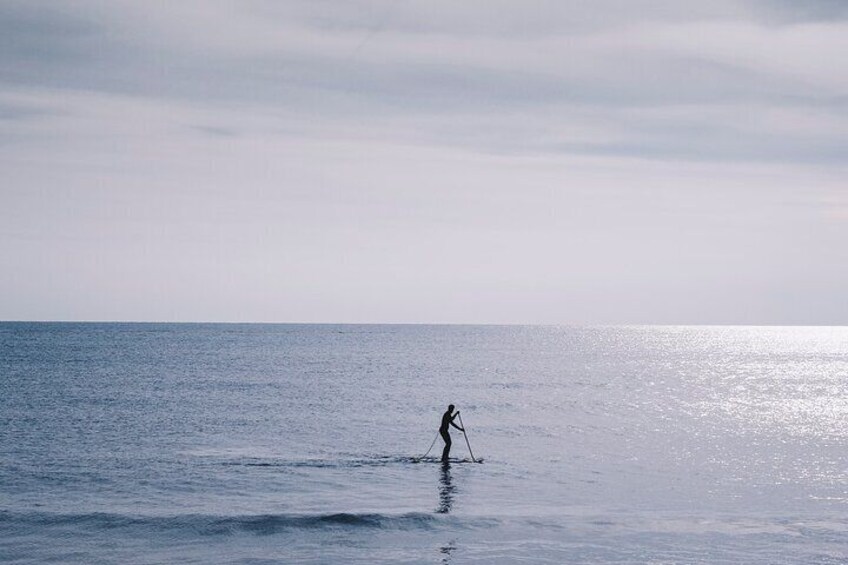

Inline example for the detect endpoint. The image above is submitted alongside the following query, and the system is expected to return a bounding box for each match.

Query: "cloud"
[756,0,848,23]
[1,1,847,323]
[0,101,55,121]
[2,1,846,166]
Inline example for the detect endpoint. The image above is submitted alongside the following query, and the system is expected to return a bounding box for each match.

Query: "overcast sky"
[1,1,846,324]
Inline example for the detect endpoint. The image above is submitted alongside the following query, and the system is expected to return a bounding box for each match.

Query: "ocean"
[2,323,847,563]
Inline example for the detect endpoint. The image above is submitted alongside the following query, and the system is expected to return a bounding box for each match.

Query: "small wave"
[0,511,440,535]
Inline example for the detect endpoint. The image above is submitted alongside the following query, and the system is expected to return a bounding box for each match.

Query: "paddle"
[420,430,440,460]
[457,412,476,463]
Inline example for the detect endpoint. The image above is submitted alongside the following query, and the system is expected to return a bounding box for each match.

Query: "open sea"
[2,323,848,563]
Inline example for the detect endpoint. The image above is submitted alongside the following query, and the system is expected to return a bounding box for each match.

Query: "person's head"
[448,404,455,413]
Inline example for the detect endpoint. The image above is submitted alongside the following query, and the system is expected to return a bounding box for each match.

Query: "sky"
[1,0,847,324]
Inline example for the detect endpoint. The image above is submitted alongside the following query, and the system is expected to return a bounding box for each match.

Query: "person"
[439,404,464,462]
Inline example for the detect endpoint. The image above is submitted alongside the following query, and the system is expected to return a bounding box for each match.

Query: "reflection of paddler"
[439,404,464,462]
[437,460,454,513]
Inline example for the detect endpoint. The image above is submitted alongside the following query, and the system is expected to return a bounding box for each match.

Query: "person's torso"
[440,411,451,432]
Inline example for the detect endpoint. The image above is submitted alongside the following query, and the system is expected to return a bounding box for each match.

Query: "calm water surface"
[2,323,848,563]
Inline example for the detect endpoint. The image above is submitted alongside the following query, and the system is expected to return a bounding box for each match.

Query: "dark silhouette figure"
[439,404,464,462]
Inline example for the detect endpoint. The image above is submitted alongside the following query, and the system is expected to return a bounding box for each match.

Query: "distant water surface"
[2,323,848,563]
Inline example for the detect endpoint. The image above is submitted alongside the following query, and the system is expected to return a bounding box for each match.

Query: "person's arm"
[450,412,464,431]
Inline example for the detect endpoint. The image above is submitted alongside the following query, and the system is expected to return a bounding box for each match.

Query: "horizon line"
[1,320,846,328]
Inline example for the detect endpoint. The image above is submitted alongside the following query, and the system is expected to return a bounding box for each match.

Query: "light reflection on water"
[682,327,848,438]
[631,326,848,496]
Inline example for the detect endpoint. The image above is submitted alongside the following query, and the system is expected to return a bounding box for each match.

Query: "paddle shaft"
[457,412,476,462]
[422,430,440,458]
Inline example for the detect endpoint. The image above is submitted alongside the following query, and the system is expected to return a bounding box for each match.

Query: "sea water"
[2,323,848,563]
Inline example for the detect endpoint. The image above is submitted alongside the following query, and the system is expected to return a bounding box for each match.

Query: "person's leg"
[441,431,451,462]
